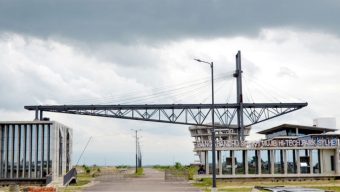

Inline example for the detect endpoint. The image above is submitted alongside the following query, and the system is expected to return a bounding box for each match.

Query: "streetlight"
[194,58,217,191]
[131,129,141,173]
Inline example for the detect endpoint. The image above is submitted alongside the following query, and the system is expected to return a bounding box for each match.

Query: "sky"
[0,0,340,166]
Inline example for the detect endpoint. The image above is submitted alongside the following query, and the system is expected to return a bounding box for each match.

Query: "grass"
[193,178,340,192]
[58,165,114,192]
[153,163,198,180]
[312,186,340,191]
[135,168,144,176]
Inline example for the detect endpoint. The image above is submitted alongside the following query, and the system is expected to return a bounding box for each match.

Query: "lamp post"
[131,129,141,173]
[194,59,216,191]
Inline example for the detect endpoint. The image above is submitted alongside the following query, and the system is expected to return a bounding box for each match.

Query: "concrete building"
[190,123,340,180]
[0,120,72,185]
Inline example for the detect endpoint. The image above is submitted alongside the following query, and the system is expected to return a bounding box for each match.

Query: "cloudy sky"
[0,0,340,166]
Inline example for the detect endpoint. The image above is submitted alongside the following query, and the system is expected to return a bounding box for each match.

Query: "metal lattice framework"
[24,51,308,135]
[24,102,307,128]
[23,51,309,190]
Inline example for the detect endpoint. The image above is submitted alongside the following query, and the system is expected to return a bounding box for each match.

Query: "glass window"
[43,124,48,176]
[27,125,32,178]
[37,124,42,177]
[66,131,70,172]
[32,124,36,177]
[261,150,270,174]
[59,130,63,176]
[287,150,297,174]
[47,125,52,174]
[299,149,310,174]
[8,125,13,178]
[0,125,4,177]
[221,150,231,175]
[20,125,25,178]
[312,149,320,174]
[235,150,245,175]
[14,125,18,177]
[247,150,257,174]
[274,150,284,174]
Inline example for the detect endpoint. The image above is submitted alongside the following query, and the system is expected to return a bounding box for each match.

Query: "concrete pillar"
[0,125,3,178]
[39,111,43,121]
[296,150,301,174]
[319,149,323,174]
[335,148,340,175]
[4,125,8,178]
[205,151,209,175]
[11,125,15,179]
[35,109,39,120]
[283,149,287,175]
[28,125,32,178]
[257,150,261,175]
[244,150,248,175]
[16,125,21,178]
[309,149,313,174]
[270,150,274,174]
[22,125,27,178]
[231,150,235,175]
[218,151,222,175]
[47,125,50,175]
[41,126,44,177]
[35,125,39,178]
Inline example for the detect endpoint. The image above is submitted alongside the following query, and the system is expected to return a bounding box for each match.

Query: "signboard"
[195,137,339,149]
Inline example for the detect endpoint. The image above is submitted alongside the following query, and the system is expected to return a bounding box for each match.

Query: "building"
[0,120,72,185]
[190,123,340,180]
[189,124,251,173]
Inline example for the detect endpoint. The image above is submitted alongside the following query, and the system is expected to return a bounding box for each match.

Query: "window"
[331,156,334,171]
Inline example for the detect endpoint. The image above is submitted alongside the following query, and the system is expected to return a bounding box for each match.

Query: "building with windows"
[190,123,340,180]
[0,120,72,185]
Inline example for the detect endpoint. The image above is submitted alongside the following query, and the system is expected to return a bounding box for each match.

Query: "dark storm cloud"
[0,0,339,43]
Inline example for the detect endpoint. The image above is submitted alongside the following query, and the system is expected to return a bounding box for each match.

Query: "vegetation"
[153,162,198,180]
[135,167,144,176]
[116,165,130,169]
[193,179,340,192]
[153,165,171,170]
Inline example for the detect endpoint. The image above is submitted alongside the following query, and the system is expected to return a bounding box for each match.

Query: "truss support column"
[39,111,43,120]
[234,51,245,141]
[35,109,39,120]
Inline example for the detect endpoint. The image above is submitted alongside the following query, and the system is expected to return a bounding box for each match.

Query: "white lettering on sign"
[195,138,339,149]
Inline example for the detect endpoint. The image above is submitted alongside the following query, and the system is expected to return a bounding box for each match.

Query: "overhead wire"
[123,75,230,104]
[244,75,303,103]
[57,71,234,105]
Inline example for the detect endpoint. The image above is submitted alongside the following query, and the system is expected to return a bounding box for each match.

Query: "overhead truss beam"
[25,102,307,128]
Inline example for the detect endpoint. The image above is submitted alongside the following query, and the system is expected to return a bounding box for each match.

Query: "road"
[83,168,202,192]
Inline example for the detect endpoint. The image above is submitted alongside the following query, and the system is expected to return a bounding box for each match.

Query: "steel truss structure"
[24,51,308,133]
[24,51,307,191]
[24,102,307,129]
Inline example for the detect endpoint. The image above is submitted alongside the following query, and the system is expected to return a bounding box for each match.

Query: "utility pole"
[137,138,142,168]
[135,130,138,173]
[132,129,141,173]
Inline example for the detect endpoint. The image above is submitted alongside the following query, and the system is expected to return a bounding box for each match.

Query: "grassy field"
[194,178,340,192]
[58,166,117,192]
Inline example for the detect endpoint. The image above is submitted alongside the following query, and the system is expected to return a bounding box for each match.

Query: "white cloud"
[0,28,339,165]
